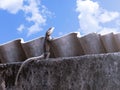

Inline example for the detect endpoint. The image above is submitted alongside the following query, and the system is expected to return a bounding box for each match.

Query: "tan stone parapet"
[22,37,44,58]
[51,33,84,58]
[79,33,105,54]
[0,39,27,63]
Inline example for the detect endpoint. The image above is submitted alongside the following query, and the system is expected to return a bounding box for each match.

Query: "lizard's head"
[46,27,55,36]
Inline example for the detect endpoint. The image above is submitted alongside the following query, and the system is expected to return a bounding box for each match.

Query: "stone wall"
[0,32,120,63]
[0,53,120,90]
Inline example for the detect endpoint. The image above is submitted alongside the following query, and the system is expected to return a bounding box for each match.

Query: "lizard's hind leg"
[44,52,50,59]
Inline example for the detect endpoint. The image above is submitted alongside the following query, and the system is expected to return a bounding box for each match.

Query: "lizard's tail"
[15,58,31,86]
[15,54,44,86]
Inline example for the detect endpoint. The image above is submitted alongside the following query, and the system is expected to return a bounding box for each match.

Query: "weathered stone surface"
[1,53,120,90]
[114,33,120,51]
[22,37,44,58]
[0,39,27,63]
[79,33,105,54]
[100,33,118,53]
[51,33,84,58]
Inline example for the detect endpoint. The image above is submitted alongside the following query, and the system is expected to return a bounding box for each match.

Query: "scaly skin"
[43,27,54,59]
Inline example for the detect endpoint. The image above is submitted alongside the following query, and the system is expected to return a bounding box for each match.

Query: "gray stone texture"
[1,53,120,90]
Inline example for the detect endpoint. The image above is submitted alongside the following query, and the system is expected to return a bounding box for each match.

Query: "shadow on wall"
[0,32,120,63]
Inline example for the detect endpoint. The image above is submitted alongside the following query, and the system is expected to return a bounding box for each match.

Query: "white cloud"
[0,0,52,36]
[0,0,23,14]
[22,0,47,36]
[27,23,42,36]
[17,24,25,32]
[99,28,118,35]
[99,11,119,23]
[76,0,120,35]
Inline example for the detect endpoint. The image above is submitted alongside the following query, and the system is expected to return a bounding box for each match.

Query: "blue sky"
[0,0,120,44]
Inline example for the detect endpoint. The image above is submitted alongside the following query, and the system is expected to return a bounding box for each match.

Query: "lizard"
[15,27,54,86]
[43,27,54,59]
